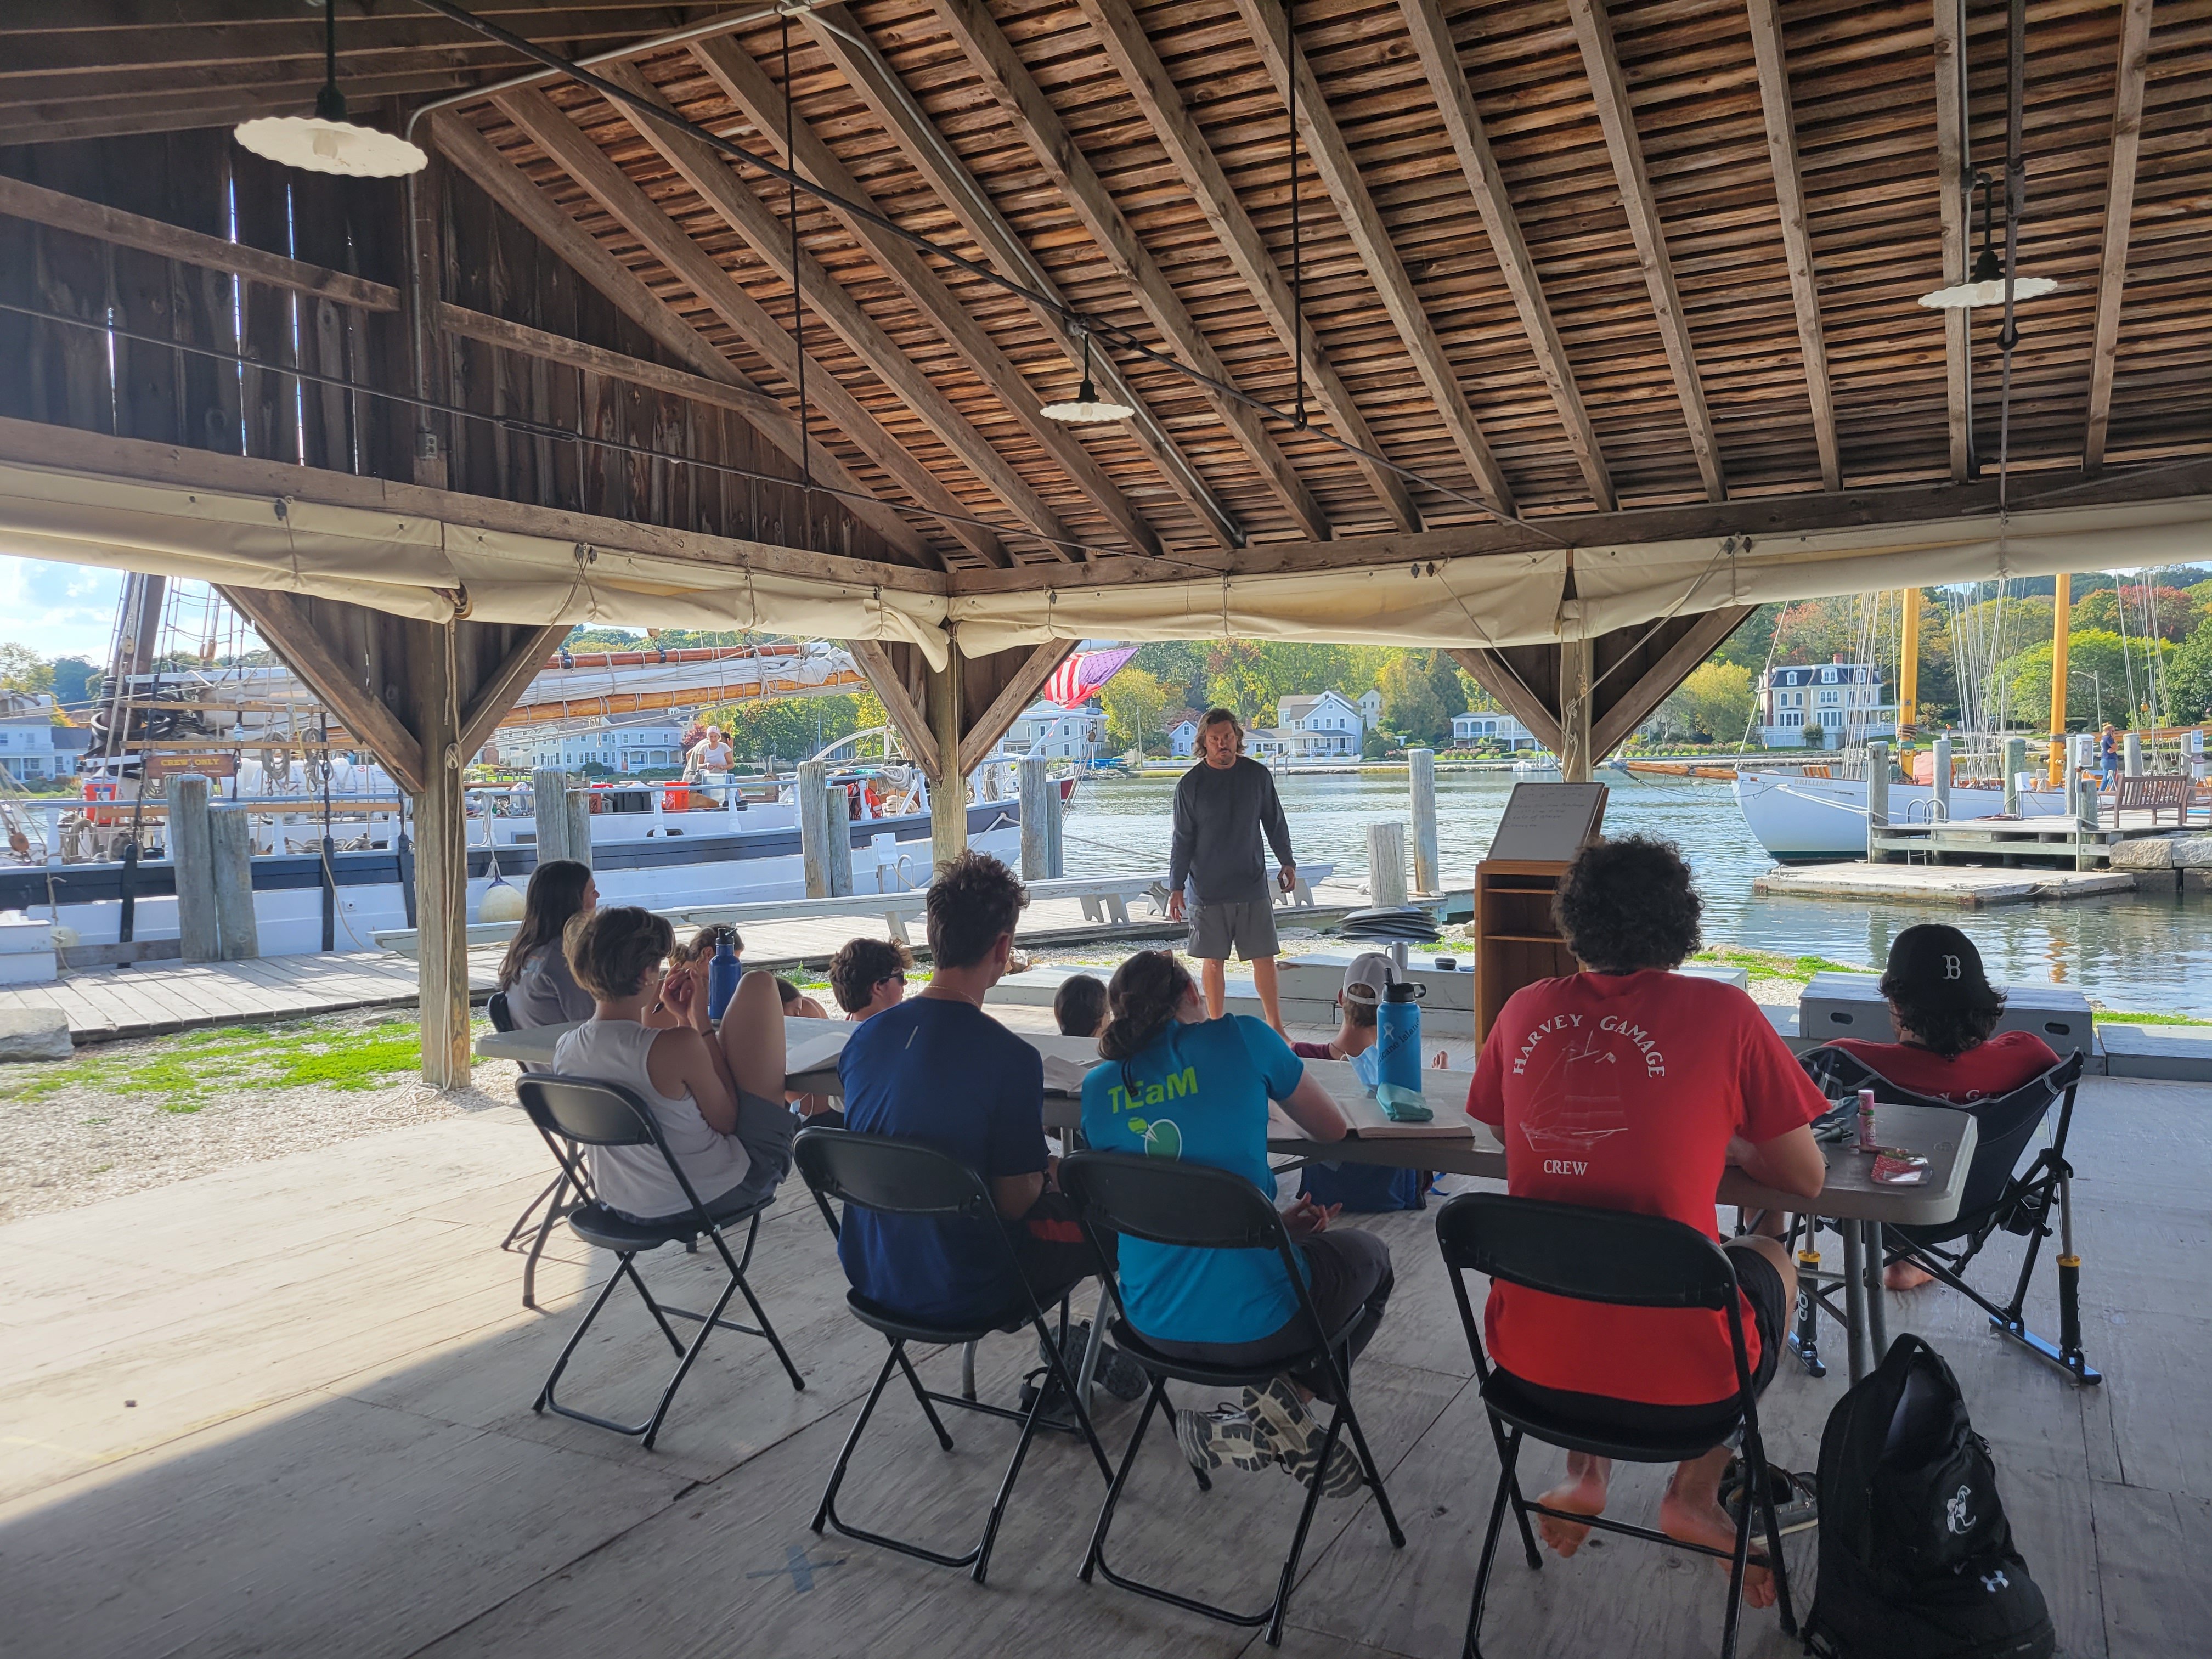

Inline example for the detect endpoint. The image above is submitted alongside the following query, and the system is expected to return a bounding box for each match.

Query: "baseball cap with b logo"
[1881,923,2002,1011]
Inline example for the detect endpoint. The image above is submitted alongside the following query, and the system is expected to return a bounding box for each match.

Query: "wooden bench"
[2112,774,2194,827]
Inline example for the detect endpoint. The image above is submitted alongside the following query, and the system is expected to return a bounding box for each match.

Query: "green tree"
[1099,665,1168,753]
[2162,625,2212,724]
[1661,661,1756,744]
[49,656,94,709]
[1376,652,1451,744]
[2070,582,2196,642]
[0,643,53,696]
[1999,630,2169,730]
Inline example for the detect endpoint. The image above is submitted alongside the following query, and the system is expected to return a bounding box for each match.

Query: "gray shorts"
[1189,896,1279,962]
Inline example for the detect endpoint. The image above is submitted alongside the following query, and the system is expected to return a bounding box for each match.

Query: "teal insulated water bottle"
[1375,981,1425,1094]
[708,936,741,1023]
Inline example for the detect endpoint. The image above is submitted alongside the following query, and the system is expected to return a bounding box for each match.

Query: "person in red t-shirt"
[1466,836,1826,1609]
[1826,922,2060,1290]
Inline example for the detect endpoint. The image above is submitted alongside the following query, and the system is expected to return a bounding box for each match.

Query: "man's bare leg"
[1251,953,1286,1036]
[1201,956,1227,1019]
[1535,1452,1611,1556]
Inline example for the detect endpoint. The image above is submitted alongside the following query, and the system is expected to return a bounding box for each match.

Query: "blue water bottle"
[1375,981,1425,1095]
[707,936,742,1024]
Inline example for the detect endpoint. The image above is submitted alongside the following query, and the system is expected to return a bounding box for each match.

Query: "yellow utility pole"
[2049,572,2072,786]
[1897,589,1920,751]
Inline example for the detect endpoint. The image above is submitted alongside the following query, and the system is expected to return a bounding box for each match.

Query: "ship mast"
[97,572,166,758]
[1897,588,1920,751]
[2048,573,2071,785]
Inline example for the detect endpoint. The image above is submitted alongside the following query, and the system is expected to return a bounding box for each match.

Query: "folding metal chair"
[491,990,578,1309]
[1058,1150,1405,1647]
[516,1074,804,1449]
[1800,1045,2095,1384]
[1436,1192,1795,1659]
[792,1126,1114,1585]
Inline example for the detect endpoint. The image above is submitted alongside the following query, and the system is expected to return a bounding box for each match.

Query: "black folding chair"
[491,990,578,1308]
[1058,1151,1404,1647]
[1436,1192,1794,1659]
[792,1127,1113,1585]
[1800,1045,2095,1384]
[516,1075,803,1449]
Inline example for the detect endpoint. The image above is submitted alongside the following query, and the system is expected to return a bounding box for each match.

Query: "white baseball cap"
[1341,952,1398,1008]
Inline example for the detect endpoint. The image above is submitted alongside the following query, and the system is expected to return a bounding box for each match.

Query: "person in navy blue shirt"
[1081,951,1393,1497]
[837,851,1109,1325]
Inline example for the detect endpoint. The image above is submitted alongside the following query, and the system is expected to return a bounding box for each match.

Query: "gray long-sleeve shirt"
[1169,755,1295,905]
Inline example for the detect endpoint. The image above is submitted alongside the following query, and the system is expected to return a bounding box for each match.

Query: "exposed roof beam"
[1397,0,1613,512]
[796,5,1242,553]
[846,638,939,776]
[217,586,430,795]
[913,1,1334,541]
[1931,0,1972,483]
[595,62,1079,563]
[1744,0,1842,493]
[958,641,1077,778]
[676,42,1165,562]
[430,111,936,566]
[490,87,1012,566]
[1587,605,1756,757]
[1232,0,1514,515]
[1565,0,1728,502]
[2083,0,2155,477]
[458,622,574,761]
[1069,0,1421,534]
[1447,648,1564,755]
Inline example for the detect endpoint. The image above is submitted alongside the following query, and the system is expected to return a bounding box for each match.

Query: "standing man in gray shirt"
[1168,708,1297,1034]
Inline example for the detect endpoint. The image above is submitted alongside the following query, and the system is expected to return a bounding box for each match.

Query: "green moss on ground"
[1690,946,1869,982]
[2091,1009,2212,1027]
[0,1014,439,1112]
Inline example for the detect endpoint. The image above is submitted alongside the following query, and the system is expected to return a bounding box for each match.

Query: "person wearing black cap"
[1829,923,2059,1289]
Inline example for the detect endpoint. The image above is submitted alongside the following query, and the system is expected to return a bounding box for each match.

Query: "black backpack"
[1805,1334,2055,1659]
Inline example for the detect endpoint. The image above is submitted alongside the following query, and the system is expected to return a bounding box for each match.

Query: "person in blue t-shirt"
[1081,951,1395,1498]
[837,851,1112,1328]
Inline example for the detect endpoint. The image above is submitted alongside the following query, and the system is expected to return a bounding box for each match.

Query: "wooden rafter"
[673,41,1164,561]
[457,622,573,761]
[793,7,1239,554]
[1587,606,1757,757]
[595,61,1079,564]
[489,88,1014,567]
[847,637,940,777]
[1070,0,1422,534]
[924,0,1330,542]
[1232,0,1514,515]
[957,640,1077,778]
[1447,648,1563,755]
[1931,0,1972,483]
[1566,0,1727,503]
[1396,0,1612,512]
[429,112,935,567]
[2083,0,2155,477]
[216,585,428,795]
[1743,0,1842,493]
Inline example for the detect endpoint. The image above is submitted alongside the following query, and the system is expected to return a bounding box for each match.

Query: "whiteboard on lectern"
[1485,782,1609,864]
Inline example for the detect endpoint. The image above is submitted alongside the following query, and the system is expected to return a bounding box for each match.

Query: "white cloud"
[0,556,124,661]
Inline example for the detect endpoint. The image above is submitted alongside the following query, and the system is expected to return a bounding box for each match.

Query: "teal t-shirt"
[1080,1014,1310,1344]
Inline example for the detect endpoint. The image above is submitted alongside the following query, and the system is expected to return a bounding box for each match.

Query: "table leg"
[1841,1221,1870,1384]
[1862,1221,1890,1365]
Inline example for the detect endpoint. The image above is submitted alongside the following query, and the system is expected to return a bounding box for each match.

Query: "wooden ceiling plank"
[1566,0,1729,503]
[1070,0,1422,534]
[457,622,573,760]
[1931,0,1972,483]
[2082,0,2155,478]
[846,637,940,777]
[1233,0,1514,516]
[957,640,1077,778]
[1397,0,1614,513]
[1744,0,1842,493]
[429,112,936,567]
[924,0,1331,542]
[489,87,1012,567]
[597,60,1080,562]
[217,586,428,795]
[793,6,1235,555]
[676,43,1171,563]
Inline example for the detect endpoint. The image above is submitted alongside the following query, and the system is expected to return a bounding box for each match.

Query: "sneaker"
[1037,1322,1150,1402]
[1176,1401,1274,1475]
[1244,1376,1365,1498]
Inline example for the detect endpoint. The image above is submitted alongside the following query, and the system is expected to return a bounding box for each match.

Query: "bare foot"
[1658,1487,1775,1609]
[1885,1260,1936,1291]
[1534,1460,1610,1558]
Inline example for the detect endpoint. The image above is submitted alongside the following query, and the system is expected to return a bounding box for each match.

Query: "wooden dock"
[1756,862,2139,907]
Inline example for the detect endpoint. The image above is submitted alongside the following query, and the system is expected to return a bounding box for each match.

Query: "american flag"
[1042,646,1139,708]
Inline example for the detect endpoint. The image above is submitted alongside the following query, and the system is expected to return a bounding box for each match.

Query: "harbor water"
[1063,769,2212,1019]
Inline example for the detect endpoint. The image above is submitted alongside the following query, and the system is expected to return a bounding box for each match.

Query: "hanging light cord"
[1994,0,2027,519]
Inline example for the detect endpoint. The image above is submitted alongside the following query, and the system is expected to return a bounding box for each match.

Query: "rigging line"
[405,0,1562,545]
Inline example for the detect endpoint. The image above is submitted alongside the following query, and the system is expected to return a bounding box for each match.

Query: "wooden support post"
[166,772,218,963]
[1933,734,1954,822]
[797,760,833,900]
[1559,639,1595,782]
[1407,748,1440,895]
[1866,740,1891,861]
[208,809,260,961]
[1368,821,1409,907]
[1019,754,1052,881]
[928,651,966,870]
[531,768,571,864]
[414,636,470,1089]
[2049,573,2072,786]
[2002,736,2027,815]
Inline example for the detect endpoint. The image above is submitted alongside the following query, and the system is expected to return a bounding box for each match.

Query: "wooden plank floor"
[2,1065,2203,1658]
[0,885,1364,1043]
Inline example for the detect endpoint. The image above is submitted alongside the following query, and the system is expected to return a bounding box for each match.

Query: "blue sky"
[0,557,124,662]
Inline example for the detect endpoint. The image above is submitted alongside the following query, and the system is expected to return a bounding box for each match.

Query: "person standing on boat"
[688,723,734,805]
[1167,708,1297,1036]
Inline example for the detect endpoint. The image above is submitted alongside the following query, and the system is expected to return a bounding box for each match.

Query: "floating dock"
[1755,862,2137,906]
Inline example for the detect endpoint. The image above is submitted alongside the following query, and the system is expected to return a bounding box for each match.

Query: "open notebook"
[1274,1060,1481,1142]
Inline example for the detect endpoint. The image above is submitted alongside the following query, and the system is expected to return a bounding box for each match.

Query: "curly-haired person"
[1464,834,1827,1611]
[828,935,911,1023]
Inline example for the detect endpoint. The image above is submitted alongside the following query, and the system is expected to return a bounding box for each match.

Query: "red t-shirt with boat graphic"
[1466,970,1828,1406]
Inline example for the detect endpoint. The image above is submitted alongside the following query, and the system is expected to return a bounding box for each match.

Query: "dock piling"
[208,809,260,960]
[1408,748,1440,895]
[2002,736,2027,815]
[1019,755,1052,881]
[1367,820,1409,906]
[797,760,853,899]
[1865,741,1890,859]
[166,773,219,963]
[2125,732,2143,777]
[1933,734,1953,822]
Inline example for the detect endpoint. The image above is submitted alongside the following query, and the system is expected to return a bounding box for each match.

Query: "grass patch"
[2092,1009,2212,1027]
[0,1014,433,1110]
[1690,946,1870,983]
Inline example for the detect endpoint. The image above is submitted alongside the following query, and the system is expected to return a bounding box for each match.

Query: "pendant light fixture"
[1919,173,2056,309]
[235,0,427,178]
[1039,332,1133,425]
[1918,0,2053,312]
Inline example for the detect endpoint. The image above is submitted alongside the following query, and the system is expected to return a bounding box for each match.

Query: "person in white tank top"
[551,905,794,1224]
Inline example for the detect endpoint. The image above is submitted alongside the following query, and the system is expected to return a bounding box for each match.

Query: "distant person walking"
[1168,708,1296,1035]
[2100,725,2121,790]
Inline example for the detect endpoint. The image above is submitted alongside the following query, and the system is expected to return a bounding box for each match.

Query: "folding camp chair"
[1058,1151,1404,1647]
[491,990,578,1309]
[516,1075,803,1448]
[1799,1045,2096,1384]
[792,1127,1113,1585]
[1436,1192,1795,1659]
